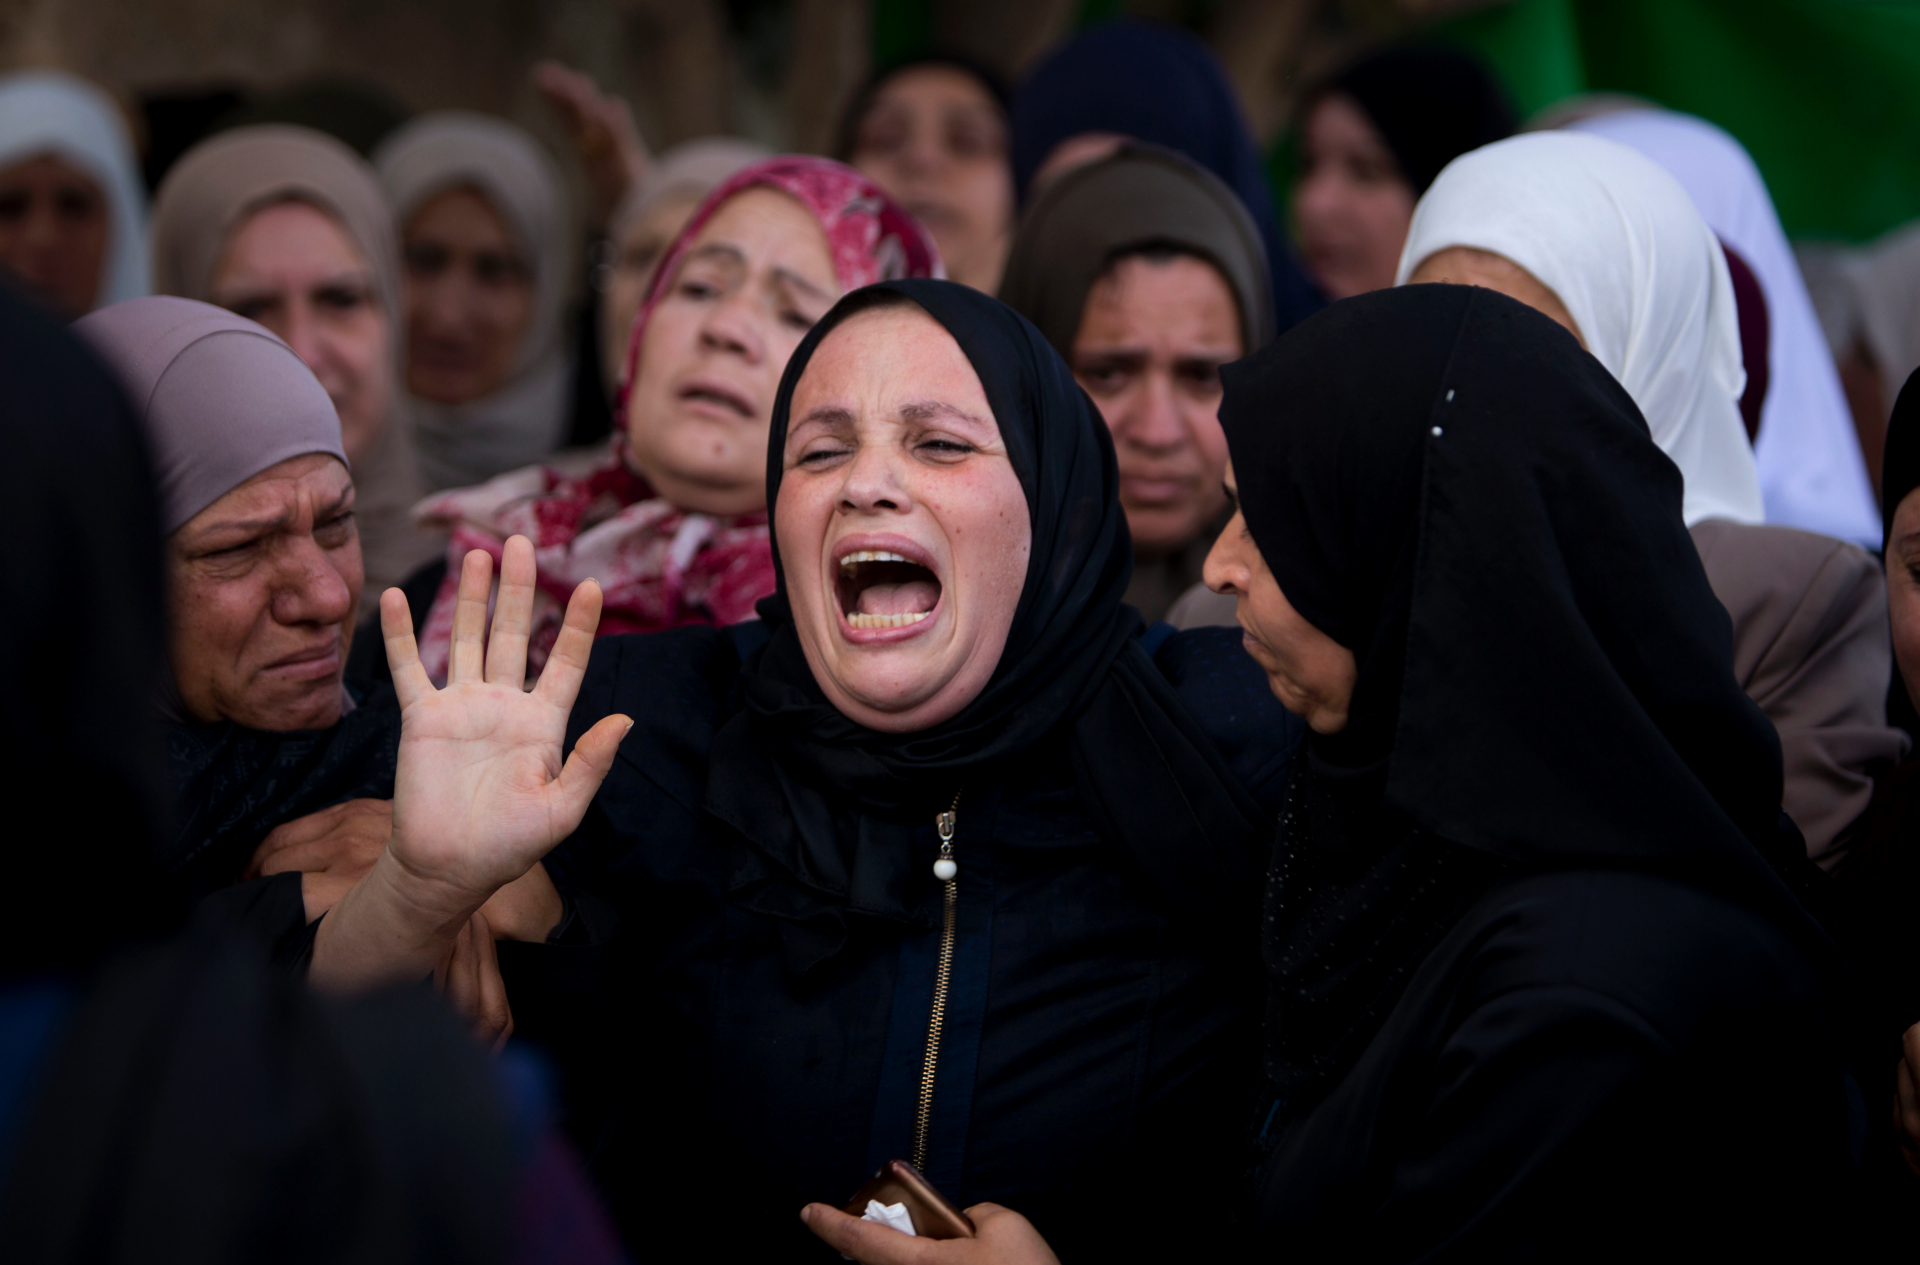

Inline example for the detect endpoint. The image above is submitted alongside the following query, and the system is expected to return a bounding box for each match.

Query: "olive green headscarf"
[997,142,1274,359]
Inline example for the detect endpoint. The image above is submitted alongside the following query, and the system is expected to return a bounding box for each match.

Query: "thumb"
[546,714,634,830]
[800,1204,929,1263]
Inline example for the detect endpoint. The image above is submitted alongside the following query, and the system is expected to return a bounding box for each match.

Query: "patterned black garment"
[160,683,399,965]
[162,684,401,901]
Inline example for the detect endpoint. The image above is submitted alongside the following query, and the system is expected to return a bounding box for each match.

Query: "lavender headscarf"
[75,296,344,534]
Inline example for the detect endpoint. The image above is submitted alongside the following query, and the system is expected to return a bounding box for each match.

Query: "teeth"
[839,550,910,573]
[847,611,932,629]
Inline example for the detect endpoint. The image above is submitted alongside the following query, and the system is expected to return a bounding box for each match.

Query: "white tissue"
[861,1199,918,1236]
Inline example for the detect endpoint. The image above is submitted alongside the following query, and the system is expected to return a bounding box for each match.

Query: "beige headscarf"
[1798,223,1920,440]
[609,137,772,241]
[375,111,574,493]
[151,124,437,593]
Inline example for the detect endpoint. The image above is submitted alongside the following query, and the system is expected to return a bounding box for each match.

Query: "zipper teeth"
[911,791,963,1173]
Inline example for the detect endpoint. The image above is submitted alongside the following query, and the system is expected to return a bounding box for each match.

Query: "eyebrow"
[217,266,373,292]
[772,266,834,303]
[900,399,991,427]
[797,405,856,429]
[792,400,992,431]
[684,243,746,268]
[196,510,294,540]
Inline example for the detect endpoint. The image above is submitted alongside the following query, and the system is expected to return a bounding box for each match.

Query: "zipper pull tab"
[933,799,959,882]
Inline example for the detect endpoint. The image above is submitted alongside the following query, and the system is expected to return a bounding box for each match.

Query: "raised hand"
[534,60,650,226]
[384,537,629,902]
[310,537,629,992]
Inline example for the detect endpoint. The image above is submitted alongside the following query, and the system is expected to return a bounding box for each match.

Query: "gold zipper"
[910,790,963,1172]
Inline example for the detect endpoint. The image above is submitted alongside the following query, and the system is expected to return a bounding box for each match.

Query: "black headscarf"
[834,51,1010,163]
[1882,368,1920,740]
[1319,46,1515,195]
[1009,19,1322,331]
[1220,284,1824,1115]
[1881,367,1920,547]
[0,282,181,979]
[705,278,1273,976]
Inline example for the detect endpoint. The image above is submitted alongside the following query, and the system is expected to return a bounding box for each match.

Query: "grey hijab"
[74,296,343,533]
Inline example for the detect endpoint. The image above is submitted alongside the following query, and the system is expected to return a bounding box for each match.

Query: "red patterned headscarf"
[412,157,941,684]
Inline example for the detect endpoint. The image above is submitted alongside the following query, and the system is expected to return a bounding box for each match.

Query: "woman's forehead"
[175,453,352,540]
[692,187,832,274]
[871,65,999,118]
[231,198,366,265]
[794,304,990,415]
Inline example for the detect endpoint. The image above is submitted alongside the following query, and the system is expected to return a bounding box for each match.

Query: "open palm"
[382,536,630,902]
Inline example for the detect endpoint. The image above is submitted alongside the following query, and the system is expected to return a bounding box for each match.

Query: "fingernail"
[799,1206,812,1224]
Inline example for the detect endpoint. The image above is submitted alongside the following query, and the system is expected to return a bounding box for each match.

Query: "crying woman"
[302,279,1307,1258]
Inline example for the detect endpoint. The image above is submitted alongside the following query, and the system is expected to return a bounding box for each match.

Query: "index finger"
[531,577,604,711]
[380,587,434,708]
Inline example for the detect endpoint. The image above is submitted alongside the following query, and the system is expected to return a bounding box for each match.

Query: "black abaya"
[530,619,1297,1259]
[1221,285,1853,1256]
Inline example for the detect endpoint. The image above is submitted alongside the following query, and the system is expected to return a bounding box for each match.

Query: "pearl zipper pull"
[934,805,958,881]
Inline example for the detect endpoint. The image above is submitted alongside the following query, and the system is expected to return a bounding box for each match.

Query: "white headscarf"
[1567,108,1881,549]
[1397,132,1765,529]
[375,111,572,493]
[0,70,150,310]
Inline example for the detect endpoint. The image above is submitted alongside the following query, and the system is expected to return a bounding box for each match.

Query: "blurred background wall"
[2,0,1917,241]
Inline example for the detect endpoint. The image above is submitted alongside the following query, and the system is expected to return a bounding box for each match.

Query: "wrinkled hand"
[534,60,649,225]
[437,910,514,1052]
[799,1203,1060,1265]
[246,798,392,921]
[384,537,631,911]
[1896,1023,1920,1175]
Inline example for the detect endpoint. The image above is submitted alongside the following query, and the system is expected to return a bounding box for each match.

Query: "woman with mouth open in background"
[301,278,1306,1259]
[403,157,939,685]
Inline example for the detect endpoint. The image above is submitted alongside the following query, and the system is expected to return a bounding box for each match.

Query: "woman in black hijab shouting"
[308,278,1303,1259]
[810,284,1856,1263]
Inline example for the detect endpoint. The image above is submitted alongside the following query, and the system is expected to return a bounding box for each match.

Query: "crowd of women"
[6,17,1920,1260]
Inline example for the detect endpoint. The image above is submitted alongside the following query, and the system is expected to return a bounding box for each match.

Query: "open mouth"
[837,550,942,630]
[678,380,755,418]
[904,200,955,228]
